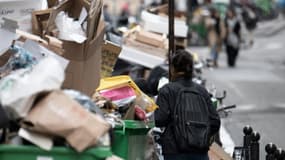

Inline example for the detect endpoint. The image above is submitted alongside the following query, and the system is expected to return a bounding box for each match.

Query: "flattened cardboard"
[101,41,122,78]
[23,90,110,152]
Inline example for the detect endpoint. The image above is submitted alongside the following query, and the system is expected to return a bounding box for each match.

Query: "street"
[190,19,285,158]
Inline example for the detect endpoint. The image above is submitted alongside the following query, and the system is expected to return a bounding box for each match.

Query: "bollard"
[250,131,260,160]
[243,126,253,147]
[243,126,253,160]
[265,143,277,160]
[275,148,285,160]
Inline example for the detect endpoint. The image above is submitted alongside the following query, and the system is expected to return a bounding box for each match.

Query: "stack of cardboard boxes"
[119,4,189,69]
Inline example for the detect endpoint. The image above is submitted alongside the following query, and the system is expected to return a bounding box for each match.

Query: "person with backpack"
[154,50,221,160]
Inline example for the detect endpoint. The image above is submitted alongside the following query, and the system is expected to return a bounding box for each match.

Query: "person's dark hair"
[227,6,237,17]
[171,49,193,79]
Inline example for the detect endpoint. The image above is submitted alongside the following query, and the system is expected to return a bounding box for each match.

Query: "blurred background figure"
[241,4,258,47]
[136,0,146,21]
[150,0,161,7]
[103,4,112,24]
[224,7,241,68]
[277,0,285,17]
[205,8,225,67]
[117,2,130,27]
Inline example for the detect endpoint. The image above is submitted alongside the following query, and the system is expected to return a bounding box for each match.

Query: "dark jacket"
[155,77,221,155]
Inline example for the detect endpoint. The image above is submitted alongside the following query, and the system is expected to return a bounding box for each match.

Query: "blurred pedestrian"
[103,4,112,24]
[136,0,146,22]
[117,2,130,27]
[205,8,225,67]
[150,0,160,7]
[241,4,258,46]
[224,7,241,67]
[155,50,221,160]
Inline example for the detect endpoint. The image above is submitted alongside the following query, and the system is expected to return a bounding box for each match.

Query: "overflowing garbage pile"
[0,39,110,151]
[0,0,158,160]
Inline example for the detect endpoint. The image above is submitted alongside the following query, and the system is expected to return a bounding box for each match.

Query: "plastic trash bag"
[63,89,104,116]
[0,104,9,129]
[0,45,37,77]
[0,55,65,119]
[55,11,87,43]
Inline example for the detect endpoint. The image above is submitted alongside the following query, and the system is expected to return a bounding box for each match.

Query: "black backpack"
[173,85,211,151]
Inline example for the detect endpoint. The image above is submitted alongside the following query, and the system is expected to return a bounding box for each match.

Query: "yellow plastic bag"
[96,75,158,112]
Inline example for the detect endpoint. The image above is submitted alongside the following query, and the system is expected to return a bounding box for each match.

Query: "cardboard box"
[43,0,104,96]
[12,24,104,97]
[141,10,188,38]
[135,30,166,48]
[32,9,52,36]
[62,20,105,96]
[0,0,105,96]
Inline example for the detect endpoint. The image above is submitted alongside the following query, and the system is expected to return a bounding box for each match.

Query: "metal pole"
[168,0,175,81]
[250,132,260,160]
[243,126,253,160]
[275,148,285,160]
[265,143,277,160]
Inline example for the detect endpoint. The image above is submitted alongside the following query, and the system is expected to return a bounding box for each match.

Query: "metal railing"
[233,125,285,160]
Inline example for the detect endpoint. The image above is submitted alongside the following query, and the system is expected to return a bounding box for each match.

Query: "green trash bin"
[112,120,154,160]
[0,145,112,160]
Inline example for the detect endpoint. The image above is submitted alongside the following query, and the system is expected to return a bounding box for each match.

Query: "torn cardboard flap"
[32,8,53,36]
[22,90,111,152]
[16,29,48,45]
[87,0,103,41]
[61,20,105,96]
[101,40,122,78]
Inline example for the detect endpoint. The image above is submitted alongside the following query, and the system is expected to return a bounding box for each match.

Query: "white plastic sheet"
[0,56,65,118]
[55,10,87,43]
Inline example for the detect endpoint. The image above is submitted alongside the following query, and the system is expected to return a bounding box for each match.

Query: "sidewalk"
[255,15,285,37]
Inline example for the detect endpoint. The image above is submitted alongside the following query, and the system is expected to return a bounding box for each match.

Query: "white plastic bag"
[0,56,65,118]
[55,11,87,43]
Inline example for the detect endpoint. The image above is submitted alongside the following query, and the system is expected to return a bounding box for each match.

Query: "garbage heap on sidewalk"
[114,4,189,71]
[0,0,157,160]
[0,1,235,160]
